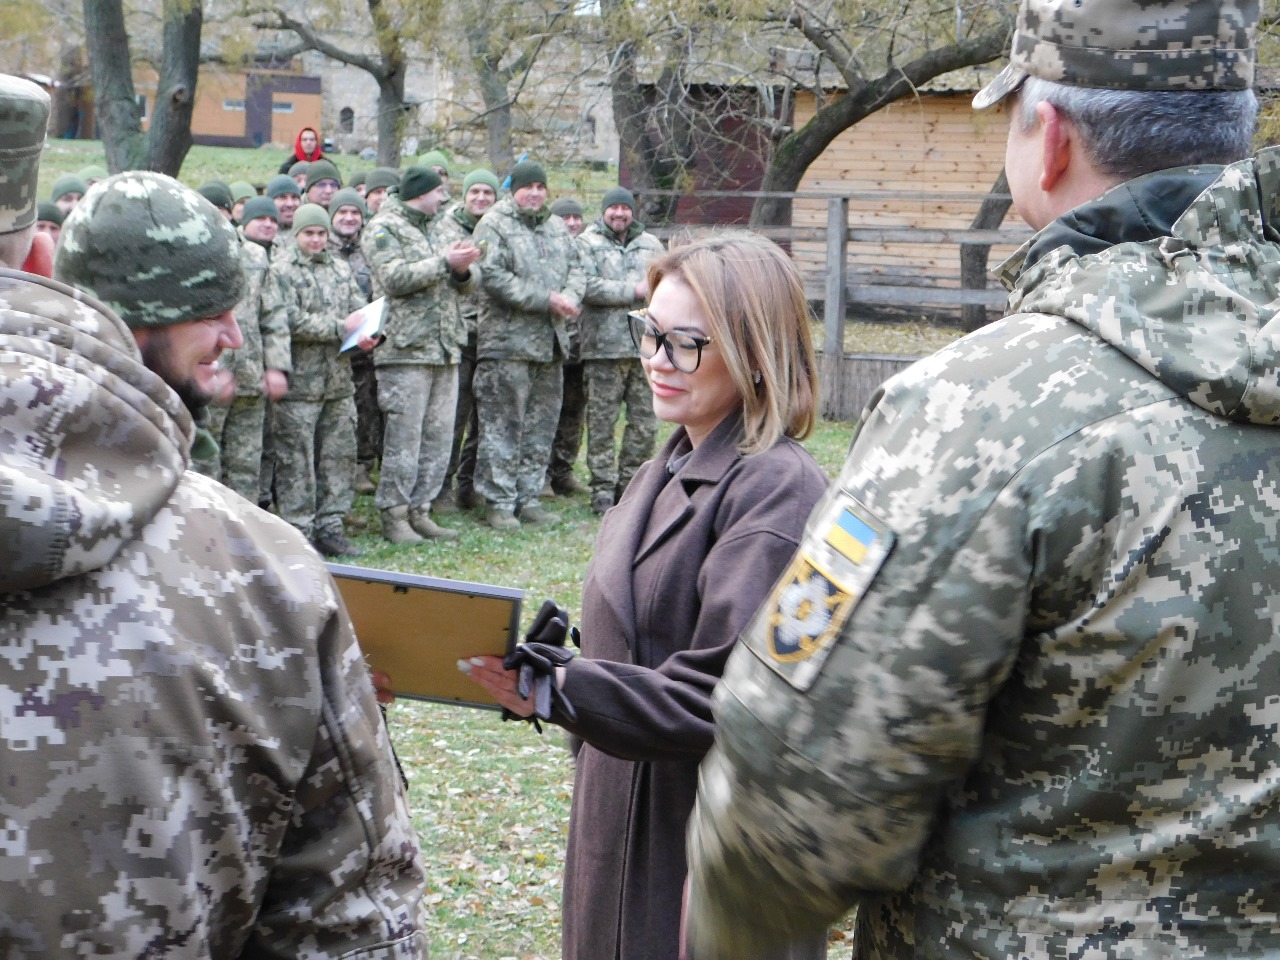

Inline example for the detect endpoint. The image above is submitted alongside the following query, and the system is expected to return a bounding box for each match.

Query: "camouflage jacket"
[0,269,429,958]
[219,235,292,397]
[264,243,364,402]
[360,195,475,367]
[576,220,663,360]
[472,194,585,362]
[686,151,1280,959]
[330,230,373,299]
[431,203,485,335]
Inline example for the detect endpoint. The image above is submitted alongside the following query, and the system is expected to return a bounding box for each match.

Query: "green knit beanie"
[400,166,443,201]
[463,168,501,194]
[266,174,301,199]
[51,174,87,202]
[365,167,401,191]
[229,180,257,203]
[416,150,450,173]
[328,187,368,218]
[240,195,279,223]
[292,202,332,235]
[306,158,342,189]
[601,186,636,212]
[508,161,547,193]
[54,171,245,329]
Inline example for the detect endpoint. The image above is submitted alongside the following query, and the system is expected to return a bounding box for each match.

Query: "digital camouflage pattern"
[0,75,48,234]
[361,194,475,367]
[549,360,586,488]
[54,172,245,329]
[375,363,458,510]
[576,220,662,361]
[583,359,655,498]
[473,358,563,511]
[472,193,584,361]
[686,151,1280,959]
[974,0,1259,108]
[432,203,486,335]
[0,268,428,956]
[576,218,663,497]
[265,242,363,539]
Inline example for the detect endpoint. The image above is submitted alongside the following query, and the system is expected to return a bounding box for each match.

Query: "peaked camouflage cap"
[0,74,51,234]
[974,0,1259,109]
[54,171,245,329]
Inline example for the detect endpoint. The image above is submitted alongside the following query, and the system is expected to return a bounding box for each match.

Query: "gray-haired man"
[685,1,1279,957]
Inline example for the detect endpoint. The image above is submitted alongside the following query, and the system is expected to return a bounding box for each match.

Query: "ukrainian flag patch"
[756,493,893,690]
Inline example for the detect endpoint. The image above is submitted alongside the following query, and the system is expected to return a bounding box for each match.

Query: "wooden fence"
[638,187,1033,420]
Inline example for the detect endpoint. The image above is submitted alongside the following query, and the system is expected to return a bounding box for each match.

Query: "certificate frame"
[328,562,523,710]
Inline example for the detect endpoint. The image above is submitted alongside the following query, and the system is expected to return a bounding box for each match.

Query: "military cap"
[0,74,50,233]
[328,187,368,218]
[54,171,245,329]
[349,170,368,189]
[266,174,301,199]
[974,0,1260,109]
[416,149,450,174]
[601,186,636,213]
[197,180,234,213]
[240,195,279,223]
[463,168,501,194]
[36,199,63,226]
[306,158,342,189]
[365,167,401,191]
[549,197,583,218]
[76,163,108,184]
[228,179,257,202]
[288,160,311,179]
[508,160,547,193]
[292,202,331,235]
[400,166,442,201]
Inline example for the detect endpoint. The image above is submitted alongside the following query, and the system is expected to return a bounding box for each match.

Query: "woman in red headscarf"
[278,126,325,174]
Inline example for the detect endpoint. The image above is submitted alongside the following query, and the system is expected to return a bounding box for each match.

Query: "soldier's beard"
[138,331,215,416]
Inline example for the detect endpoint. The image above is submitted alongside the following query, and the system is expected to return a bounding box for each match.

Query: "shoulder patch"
[754,493,893,691]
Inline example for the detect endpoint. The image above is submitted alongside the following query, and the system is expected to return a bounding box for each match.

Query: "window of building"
[273,101,294,113]
[224,99,246,111]
[339,106,354,134]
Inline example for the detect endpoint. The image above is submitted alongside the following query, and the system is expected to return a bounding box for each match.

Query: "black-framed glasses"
[627,310,714,373]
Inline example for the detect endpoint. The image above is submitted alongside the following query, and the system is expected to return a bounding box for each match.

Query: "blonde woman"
[466,231,829,960]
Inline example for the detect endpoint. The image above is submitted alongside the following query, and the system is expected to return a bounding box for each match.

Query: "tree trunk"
[82,0,145,172]
[471,47,514,175]
[145,0,202,176]
[375,74,407,166]
[959,169,1011,331]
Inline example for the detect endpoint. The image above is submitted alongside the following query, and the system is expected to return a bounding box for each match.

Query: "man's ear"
[1037,100,1072,193]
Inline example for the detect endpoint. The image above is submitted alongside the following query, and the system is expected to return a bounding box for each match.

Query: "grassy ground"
[359,417,863,960]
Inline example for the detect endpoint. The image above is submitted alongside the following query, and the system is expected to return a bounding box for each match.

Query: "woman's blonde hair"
[645,230,818,454]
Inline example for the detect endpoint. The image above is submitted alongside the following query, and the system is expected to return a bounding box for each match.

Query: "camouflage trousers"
[201,394,267,502]
[351,347,383,468]
[549,360,586,485]
[473,357,562,512]
[443,333,479,499]
[585,358,657,498]
[259,401,277,509]
[273,394,357,540]
[375,363,458,511]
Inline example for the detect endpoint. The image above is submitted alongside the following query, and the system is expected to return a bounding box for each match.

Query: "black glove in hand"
[502,600,579,731]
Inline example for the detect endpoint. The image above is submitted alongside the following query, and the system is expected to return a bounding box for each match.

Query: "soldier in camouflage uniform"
[265,202,375,557]
[684,3,1280,959]
[361,166,482,542]
[199,212,292,499]
[472,160,586,530]
[433,167,500,514]
[0,93,427,951]
[576,186,663,512]
[545,196,590,499]
[328,187,381,496]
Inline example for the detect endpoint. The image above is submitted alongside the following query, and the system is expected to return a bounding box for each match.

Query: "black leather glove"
[502,600,579,731]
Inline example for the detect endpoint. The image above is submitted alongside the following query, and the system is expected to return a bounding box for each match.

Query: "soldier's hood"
[1002,147,1280,426]
[0,269,192,592]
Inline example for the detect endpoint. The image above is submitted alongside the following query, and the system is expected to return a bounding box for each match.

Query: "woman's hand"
[458,655,535,717]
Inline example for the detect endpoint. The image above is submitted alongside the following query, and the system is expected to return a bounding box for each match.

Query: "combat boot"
[381,505,425,544]
[519,503,561,526]
[354,462,376,495]
[409,506,459,540]
[486,507,521,531]
[432,489,460,514]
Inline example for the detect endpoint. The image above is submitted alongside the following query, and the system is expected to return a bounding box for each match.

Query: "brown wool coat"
[556,411,830,960]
